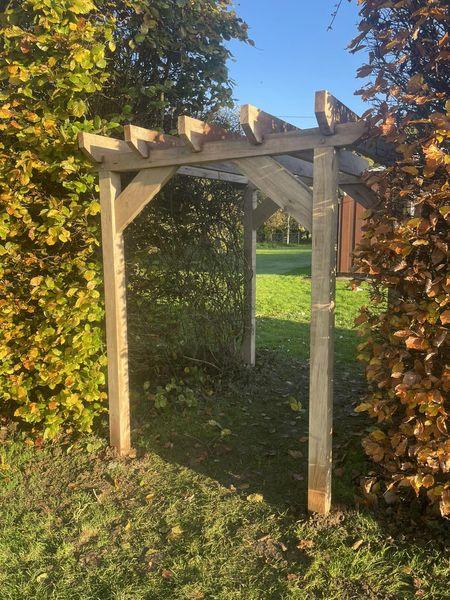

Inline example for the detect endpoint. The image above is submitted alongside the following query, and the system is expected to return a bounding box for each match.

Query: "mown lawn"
[0,246,448,599]
[255,244,367,364]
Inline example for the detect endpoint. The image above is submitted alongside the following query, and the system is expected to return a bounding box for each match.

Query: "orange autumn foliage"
[350,0,449,517]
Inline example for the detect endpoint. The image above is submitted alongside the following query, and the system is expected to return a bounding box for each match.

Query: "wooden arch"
[79,91,382,515]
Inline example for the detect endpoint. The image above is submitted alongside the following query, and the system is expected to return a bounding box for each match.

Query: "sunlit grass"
[0,245,447,600]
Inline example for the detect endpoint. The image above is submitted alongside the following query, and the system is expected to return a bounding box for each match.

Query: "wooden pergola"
[79,91,384,515]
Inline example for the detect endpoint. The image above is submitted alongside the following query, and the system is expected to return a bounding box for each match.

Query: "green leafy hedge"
[0,0,118,439]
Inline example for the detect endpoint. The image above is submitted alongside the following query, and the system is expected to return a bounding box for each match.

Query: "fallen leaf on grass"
[161,570,173,579]
[351,539,364,551]
[145,492,155,503]
[297,539,314,550]
[168,525,183,540]
[287,573,300,581]
[247,493,264,503]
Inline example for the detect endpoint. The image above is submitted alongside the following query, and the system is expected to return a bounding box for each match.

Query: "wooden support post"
[99,170,131,456]
[308,146,339,514]
[242,186,257,366]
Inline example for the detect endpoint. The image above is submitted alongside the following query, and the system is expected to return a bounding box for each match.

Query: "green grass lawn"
[256,245,367,364]
[1,245,448,599]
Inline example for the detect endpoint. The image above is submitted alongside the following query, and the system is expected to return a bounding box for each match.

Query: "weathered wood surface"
[124,124,183,157]
[315,90,359,135]
[115,166,177,233]
[240,104,299,144]
[78,132,131,162]
[233,156,313,231]
[101,122,367,172]
[178,115,241,152]
[99,170,131,456]
[315,90,398,165]
[79,128,378,206]
[308,146,339,515]
[242,186,257,366]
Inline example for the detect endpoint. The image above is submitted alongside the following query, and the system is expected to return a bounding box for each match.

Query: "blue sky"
[227,0,367,128]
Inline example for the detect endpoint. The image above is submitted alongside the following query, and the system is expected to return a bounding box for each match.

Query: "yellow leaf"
[247,493,264,503]
[168,525,183,539]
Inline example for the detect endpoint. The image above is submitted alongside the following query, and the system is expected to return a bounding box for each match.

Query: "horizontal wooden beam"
[102,122,367,172]
[234,156,313,231]
[177,165,247,184]
[240,104,299,144]
[270,156,378,208]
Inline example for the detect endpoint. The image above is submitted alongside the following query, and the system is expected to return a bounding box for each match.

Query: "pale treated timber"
[79,128,373,180]
[253,197,280,229]
[340,183,379,209]
[78,132,132,162]
[233,156,313,231]
[178,115,241,152]
[177,165,247,184]
[308,146,339,515]
[315,91,398,165]
[115,166,177,233]
[240,104,299,144]
[99,171,131,456]
[124,125,183,157]
[315,90,360,135]
[275,155,378,208]
[238,105,370,177]
[242,186,257,366]
[101,122,367,172]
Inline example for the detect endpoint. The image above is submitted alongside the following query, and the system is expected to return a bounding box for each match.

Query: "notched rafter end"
[315,90,361,136]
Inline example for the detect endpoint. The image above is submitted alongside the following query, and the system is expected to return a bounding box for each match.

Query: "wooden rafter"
[315,90,398,165]
[178,115,241,152]
[315,90,360,136]
[124,124,183,158]
[240,104,299,144]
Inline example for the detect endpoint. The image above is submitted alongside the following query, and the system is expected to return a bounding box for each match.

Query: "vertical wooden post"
[99,170,131,456]
[308,146,339,514]
[242,185,257,366]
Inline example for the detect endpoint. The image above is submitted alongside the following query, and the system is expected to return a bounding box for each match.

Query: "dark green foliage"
[125,175,246,382]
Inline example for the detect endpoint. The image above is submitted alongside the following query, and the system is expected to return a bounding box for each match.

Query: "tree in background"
[258,209,310,244]
[94,0,250,129]
[0,0,248,439]
[350,0,449,517]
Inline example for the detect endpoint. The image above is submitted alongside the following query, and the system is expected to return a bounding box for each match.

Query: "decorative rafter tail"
[78,132,131,163]
[240,104,299,145]
[314,90,360,135]
[124,124,184,158]
[177,115,241,152]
